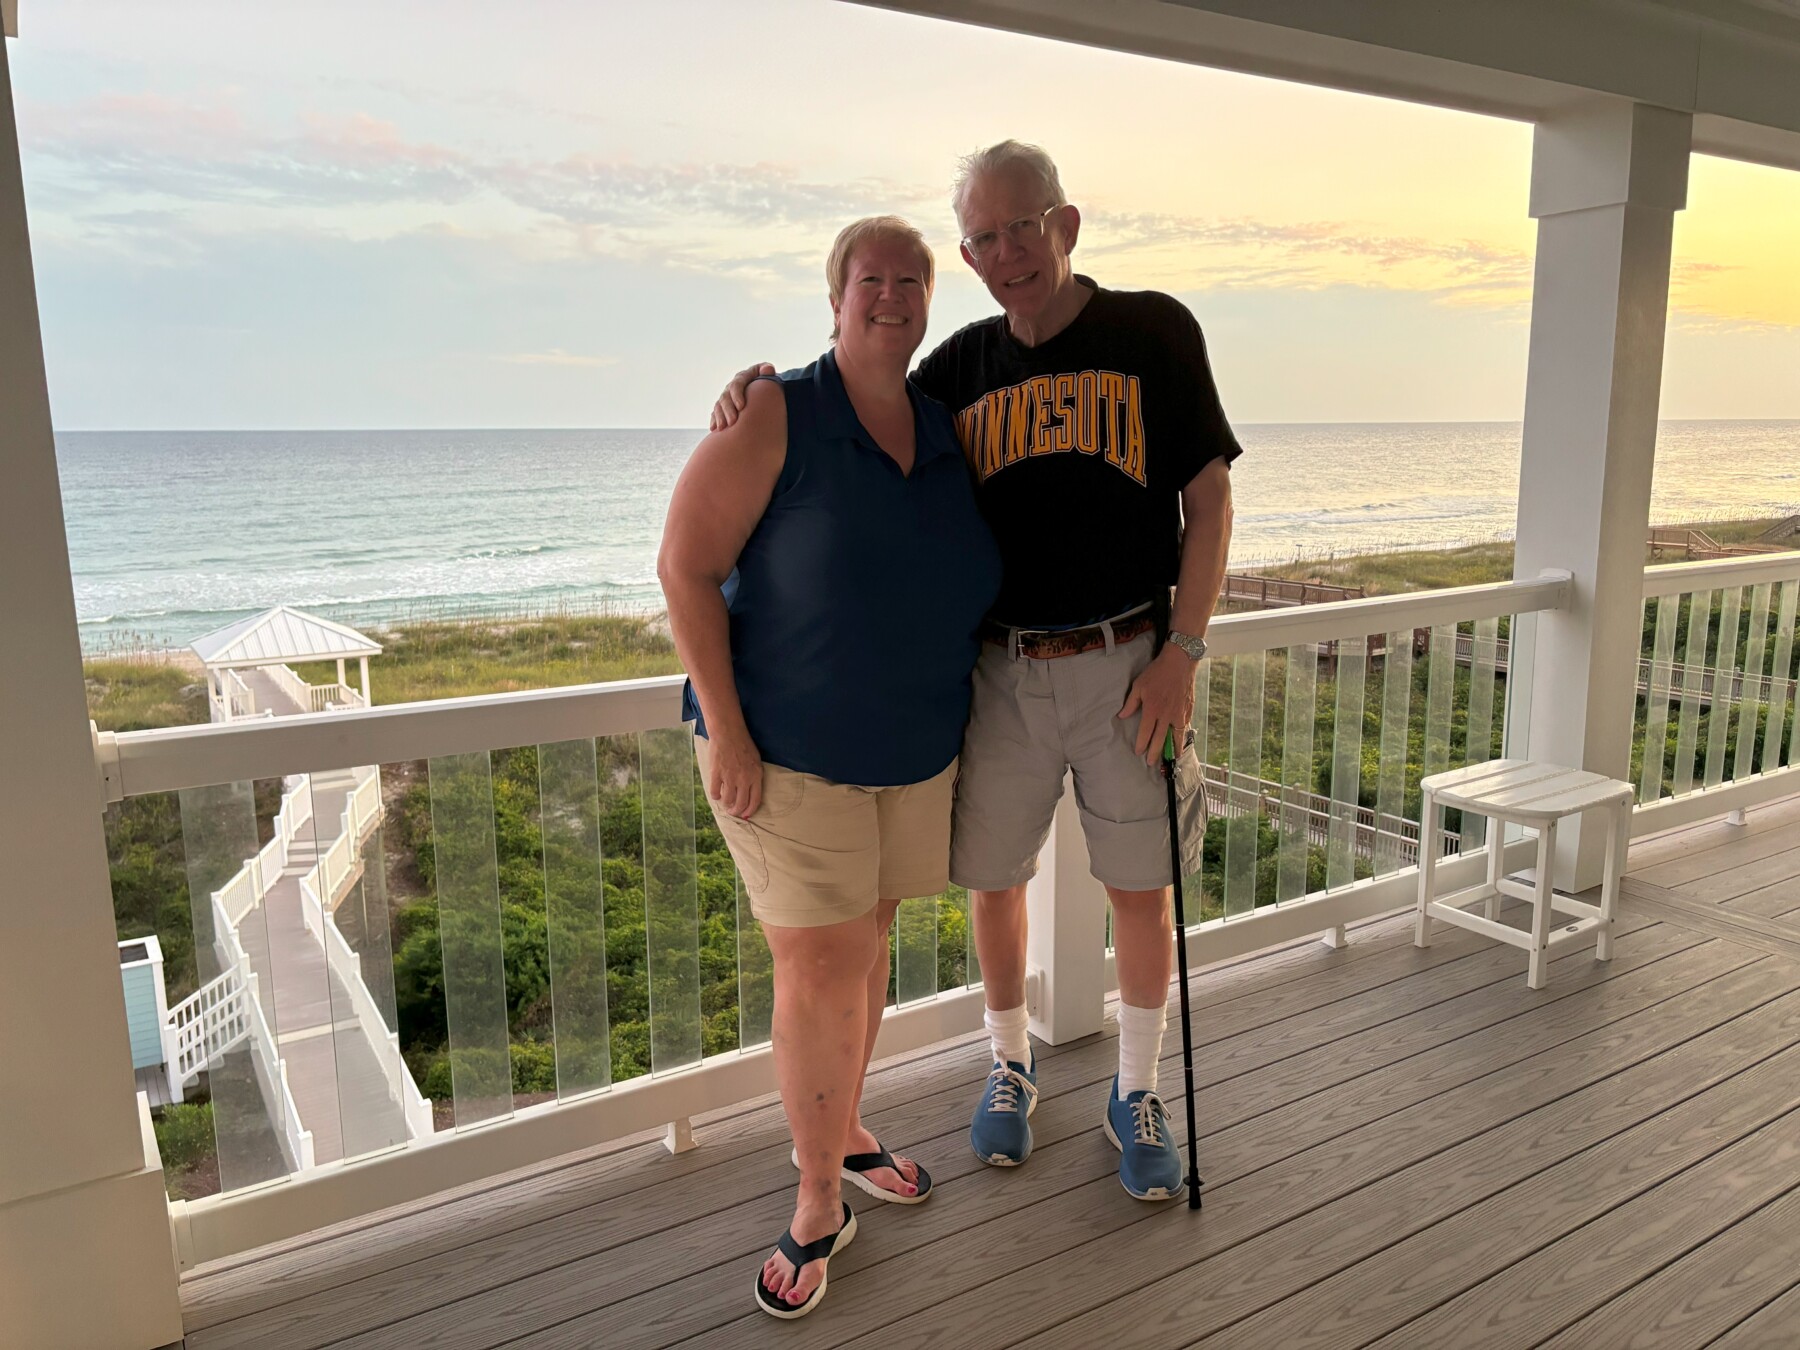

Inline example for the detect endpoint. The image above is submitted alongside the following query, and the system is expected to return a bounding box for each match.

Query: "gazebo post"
[360,655,371,705]
[336,657,347,690]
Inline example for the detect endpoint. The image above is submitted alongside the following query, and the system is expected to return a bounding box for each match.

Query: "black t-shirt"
[914,276,1241,627]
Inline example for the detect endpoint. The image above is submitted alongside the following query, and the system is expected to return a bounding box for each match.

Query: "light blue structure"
[117,936,170,1080]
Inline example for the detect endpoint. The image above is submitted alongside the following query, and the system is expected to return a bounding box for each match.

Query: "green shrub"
[510,1039,558,1094]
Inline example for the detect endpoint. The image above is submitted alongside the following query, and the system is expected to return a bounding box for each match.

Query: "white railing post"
[1023,773,1108,1045]
[1514,100,1690,891]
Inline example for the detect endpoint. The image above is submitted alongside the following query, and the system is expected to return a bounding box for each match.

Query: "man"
[714,140,1236,1202]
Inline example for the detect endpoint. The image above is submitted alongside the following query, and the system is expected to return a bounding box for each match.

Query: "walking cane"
[1162,728,1204,1209]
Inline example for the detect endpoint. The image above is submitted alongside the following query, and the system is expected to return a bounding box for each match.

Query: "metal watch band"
[1168,630,1207,661]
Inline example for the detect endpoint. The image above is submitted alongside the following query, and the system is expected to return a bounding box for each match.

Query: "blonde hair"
[951,139,1068,229]
[826,215,935,342]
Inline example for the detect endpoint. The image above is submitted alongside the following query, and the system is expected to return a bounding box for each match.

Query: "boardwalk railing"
[307,682,366,713]
[1220,572,1365,609]
[1200,762,1462,868]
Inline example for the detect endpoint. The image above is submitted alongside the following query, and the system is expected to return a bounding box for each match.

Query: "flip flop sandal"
[790,1143,934,1204]
[754,1202,857,1319]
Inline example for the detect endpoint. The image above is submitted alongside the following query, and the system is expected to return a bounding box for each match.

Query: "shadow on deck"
[176,796,1800,1349]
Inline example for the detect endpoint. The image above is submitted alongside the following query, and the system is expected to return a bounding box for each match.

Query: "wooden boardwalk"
[233,768,407,1166]
[177,797,1800,1349]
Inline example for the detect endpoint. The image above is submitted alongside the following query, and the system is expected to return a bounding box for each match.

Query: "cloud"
[496,348,621,367]
[21,90,925,230]
[488,156,922,231]
[1080,209,1535,310]
[20,93,478,208]
[19,93,934,290]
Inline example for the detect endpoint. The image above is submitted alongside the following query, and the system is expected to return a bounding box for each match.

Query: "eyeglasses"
[961,204,1059,261]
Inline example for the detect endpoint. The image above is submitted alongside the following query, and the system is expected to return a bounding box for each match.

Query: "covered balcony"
[4,3,1800,1348]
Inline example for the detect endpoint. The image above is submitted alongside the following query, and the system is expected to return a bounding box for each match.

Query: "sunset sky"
[10,0,1800,429]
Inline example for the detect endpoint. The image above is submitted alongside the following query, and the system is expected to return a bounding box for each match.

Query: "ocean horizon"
[59,419,1800,653]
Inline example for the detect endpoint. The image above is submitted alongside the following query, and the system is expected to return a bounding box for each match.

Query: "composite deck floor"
[177,795,1800,1349]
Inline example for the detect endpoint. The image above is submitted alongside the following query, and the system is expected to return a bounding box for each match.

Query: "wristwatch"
[1167,630,1208,661]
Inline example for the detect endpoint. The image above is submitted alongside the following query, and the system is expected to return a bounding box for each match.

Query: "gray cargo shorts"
[950,628,1207,893]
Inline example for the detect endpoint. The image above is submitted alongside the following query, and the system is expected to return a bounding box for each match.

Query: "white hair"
[950,140,1068,228]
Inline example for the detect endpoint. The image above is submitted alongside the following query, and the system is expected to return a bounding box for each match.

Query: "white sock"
[1116,1001,1166,1099]
[985,1003,1031,1068]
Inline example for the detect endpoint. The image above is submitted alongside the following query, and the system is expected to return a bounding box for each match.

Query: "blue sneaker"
[1104,1077,1185,1201]
[970,1055,1038,1166]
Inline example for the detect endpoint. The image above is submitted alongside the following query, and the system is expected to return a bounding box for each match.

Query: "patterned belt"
[982,609,1158,660]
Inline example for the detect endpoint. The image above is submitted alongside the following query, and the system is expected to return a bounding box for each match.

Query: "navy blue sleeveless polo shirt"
[682,349,1002,787]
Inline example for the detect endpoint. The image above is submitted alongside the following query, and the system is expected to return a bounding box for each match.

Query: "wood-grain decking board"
[176,801,1800,1350]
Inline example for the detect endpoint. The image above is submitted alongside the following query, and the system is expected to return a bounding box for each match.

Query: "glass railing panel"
[426,750,513,1128]
[289,768,408,1165]
[950,889,979,993]
[1276,642,1318,905]
[1422,623,1455,788]
[1461,617,1502,849]
[1640,596,1679,803]
[338,790,399,1038]
[335,767,413,1156]
[1735,584,1772,782]
[178,779,293,1192]
[538,737,611,1100]
[1224,649,1266,919]
[1705,586,1744,788]
[1191,656,1214,768]
[641,726,702,1074]
[1673,591,1714,795]
[1326,636,1368,892]
[1373,630,1416,877]
[593,733,648,1081]
[895,895,938,1006]
[736,869,773,1050]
[1771,581,1800,773]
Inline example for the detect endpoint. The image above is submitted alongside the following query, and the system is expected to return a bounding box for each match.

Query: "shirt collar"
[816,347,957,467]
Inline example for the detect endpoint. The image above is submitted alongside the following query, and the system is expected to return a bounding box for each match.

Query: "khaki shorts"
[950,629,1207,892]
[696,737,956,928]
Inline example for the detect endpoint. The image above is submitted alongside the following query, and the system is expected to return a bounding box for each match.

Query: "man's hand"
[707,731,764,819]
[1118,645,1199,765]
[709,363,778,432]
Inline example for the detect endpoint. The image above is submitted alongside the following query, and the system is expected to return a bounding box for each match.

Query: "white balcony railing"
[90,564,1800,1269]
[1634,554,1800,832]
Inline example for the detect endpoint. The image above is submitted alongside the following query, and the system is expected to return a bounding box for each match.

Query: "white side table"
[1414,760,1634,989]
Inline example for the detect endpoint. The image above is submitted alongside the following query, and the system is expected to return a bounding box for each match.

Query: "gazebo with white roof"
[189,605,381,722]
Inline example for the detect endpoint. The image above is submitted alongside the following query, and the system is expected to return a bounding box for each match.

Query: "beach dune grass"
[85,657,208,732]
[1256,515,1794,597]
[294,612,683,705]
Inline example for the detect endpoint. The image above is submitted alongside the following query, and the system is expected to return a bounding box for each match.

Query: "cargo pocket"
[719,814,772,894]
[1173,744,1208,879]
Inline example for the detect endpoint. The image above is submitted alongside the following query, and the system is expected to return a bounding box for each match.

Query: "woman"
[658,215,1001,1319]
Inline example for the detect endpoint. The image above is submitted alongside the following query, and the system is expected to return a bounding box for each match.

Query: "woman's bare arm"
[658,378,787,817]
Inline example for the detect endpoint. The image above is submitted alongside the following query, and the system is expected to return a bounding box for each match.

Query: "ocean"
[58,421,1800,653]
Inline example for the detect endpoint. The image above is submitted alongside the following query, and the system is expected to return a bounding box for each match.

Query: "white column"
[1515,100,1690,889]
[336,656,347,688]
[0,35,183,1350]
[359,654,371,703]
[1024,775,1108,1044]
